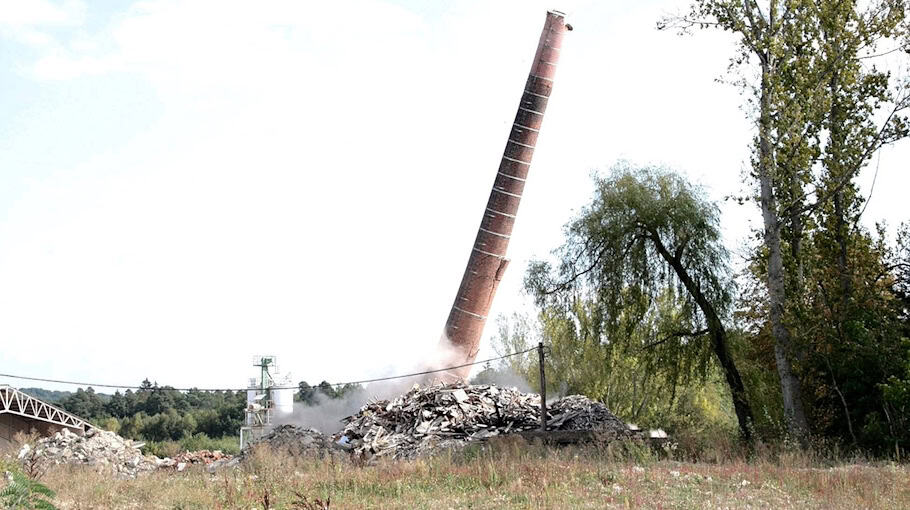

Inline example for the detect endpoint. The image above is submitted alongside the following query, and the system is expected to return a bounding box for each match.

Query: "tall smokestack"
[443,10,571,379]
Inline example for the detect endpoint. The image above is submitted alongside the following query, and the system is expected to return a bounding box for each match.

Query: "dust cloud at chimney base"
[276,333,534,433]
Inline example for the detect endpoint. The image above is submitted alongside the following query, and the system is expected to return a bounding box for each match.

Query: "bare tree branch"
[640,328,711,351]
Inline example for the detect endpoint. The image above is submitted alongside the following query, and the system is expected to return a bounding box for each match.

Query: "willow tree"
[527,163,754,439]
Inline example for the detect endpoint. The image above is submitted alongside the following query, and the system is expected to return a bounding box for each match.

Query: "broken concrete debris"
[170,449,229,466]
[17,428,236,478]
[239,424,347,461]
[547,395,632,439]
[234,383,635,463]
[165,449,231,472]
[338,382,632,460]
[17,383,639,475]
[18,428,160,479]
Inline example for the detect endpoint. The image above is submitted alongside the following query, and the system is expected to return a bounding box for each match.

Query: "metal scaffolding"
[0,385,92,448]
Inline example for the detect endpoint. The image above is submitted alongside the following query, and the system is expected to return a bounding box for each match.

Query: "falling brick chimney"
[442,10,571,379]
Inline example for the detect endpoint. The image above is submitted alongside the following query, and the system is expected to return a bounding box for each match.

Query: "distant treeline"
[33,380,246,443]
[295,381,362,405]
[19,379,362,446]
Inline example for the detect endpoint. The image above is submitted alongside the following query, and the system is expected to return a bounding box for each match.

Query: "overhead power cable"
[0,347,537,393]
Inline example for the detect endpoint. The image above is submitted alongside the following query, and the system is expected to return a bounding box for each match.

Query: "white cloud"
[0,0,85,26]
[31,52,118,79]
[0,0,85,51]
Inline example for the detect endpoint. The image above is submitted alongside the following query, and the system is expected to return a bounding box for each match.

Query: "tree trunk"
[652,237,754,440]
[790,194,805,288]
[787,164,808,366]
[829,65,852,301]
[834,190,851,297]
[758,56,810,440]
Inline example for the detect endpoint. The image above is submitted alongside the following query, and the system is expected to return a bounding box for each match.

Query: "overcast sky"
[1,0,907,393]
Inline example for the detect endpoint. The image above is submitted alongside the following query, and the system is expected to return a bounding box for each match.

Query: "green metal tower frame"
[254,356,275,410]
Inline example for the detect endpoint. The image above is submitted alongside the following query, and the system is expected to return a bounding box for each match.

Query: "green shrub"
[141,433,240,458]
[1,461,58,510]
[179,433,240,455]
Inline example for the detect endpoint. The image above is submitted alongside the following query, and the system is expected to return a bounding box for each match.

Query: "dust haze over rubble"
[275,390,369,434]
[252,382,639,463]
[471,364,535,394]
[274,368,433,434]
[277,333,538,434]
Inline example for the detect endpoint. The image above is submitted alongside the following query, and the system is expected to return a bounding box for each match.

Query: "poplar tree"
[663,0,909,441]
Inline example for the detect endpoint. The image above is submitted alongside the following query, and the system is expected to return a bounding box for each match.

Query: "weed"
[291,491,330,509]
[1,462,58,510]
[9,442,910,509]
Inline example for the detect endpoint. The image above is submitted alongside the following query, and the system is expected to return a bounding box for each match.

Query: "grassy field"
[7,438,910,509]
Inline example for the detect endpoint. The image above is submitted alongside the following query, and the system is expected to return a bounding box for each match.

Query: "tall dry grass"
[4,435,909,509]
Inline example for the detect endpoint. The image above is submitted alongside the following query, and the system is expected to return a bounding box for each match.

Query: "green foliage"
[141,433,241,458]
[296,381,318,404]
[58,387,106,419]
[139,409,196,442]
[668,0,910,451]
[193,405,243,439]
[524,162,754,438]
[727,325,788,439]
[0,463,57,510]
[526,162,731,325]
[295,381,362,405]
[877,338,910,455]
[17,389,71,405]
[895,223,910,303]
[524,163,726,378]
[739,216,910,451]
[803,227,908,448]
[178,432,240,455]
[48,381,246,444]
[489,310,737,436]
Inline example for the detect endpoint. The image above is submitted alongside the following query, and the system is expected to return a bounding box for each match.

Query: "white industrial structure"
[239,356,294,449]
[271,374,295,416]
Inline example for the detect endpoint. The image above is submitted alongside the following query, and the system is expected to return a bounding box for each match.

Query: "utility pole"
[538,342,547,431]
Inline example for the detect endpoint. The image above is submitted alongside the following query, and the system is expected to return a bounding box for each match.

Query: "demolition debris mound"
[171,449,230,466]
[340,382,631,460]
[548,395,633,440]
[240,424,346,461]
[156,449,234,472]
[18,428,160,479]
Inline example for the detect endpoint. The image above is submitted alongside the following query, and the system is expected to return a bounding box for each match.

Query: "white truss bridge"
[0,385,92,432]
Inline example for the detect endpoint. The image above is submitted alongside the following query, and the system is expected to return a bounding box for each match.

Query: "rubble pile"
[547,395,633,440]
[340,382,630,460]
[243,424,346,460]
[18,385,637,474]
[154,449,234,472]
[18,428,160,478]
[171,449,230,466]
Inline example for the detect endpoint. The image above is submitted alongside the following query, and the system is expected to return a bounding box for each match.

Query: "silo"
[271,375,294,415]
